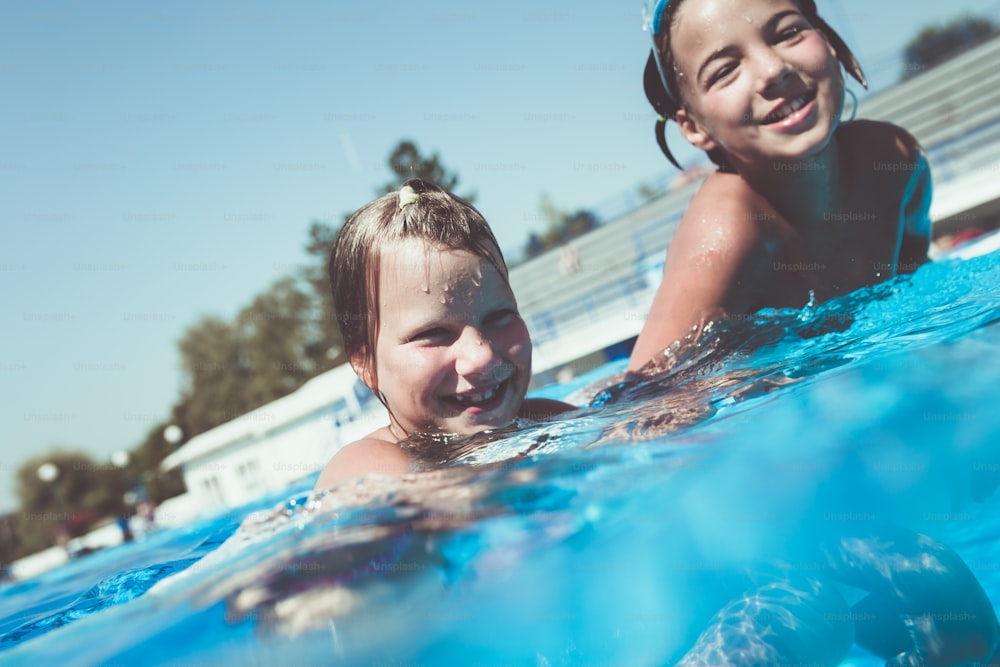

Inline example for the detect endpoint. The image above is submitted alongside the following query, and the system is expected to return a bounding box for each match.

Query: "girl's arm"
[896,147,932,271]
[628,177,775,372]
[860,120,932,272]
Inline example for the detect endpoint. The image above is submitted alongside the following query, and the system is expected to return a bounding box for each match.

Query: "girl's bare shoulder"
[688,169,766,207]
[314,435,410,490]
[677,171,781,253]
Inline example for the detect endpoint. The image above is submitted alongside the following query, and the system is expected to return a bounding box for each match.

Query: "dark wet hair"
[329,178,508,392]
[644,0,868,171]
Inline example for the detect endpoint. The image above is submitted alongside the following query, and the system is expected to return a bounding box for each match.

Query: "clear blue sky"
[3,0,999,513]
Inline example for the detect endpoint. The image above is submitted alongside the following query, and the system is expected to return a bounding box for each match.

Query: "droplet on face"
[420,283,428,293]
[439,295,447,303]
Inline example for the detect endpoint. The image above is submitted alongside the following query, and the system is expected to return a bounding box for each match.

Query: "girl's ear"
[349,351,376,392]
[676,108,718,153]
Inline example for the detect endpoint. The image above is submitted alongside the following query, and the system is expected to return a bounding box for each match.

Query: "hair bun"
[397,185,419,209]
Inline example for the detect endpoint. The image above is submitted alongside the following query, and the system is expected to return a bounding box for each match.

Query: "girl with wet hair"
[631,2,1000,664]
[629,0,933,372]
[316,179,571,488]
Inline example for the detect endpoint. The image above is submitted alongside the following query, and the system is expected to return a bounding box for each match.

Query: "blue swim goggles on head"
[642,0,867,108]
[644,0,672,36]
[642,0,677,105]
[640,0,867,170]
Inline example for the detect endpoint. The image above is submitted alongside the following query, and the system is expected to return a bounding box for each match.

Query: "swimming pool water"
[2,240,1000,666]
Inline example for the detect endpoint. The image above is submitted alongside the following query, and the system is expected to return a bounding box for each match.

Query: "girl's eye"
[777,23,806,43]
[410,327,449,342]
[486,309,517,328]
[708,63,737,87]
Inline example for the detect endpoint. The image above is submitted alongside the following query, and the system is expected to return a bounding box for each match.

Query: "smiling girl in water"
[315,179,571,488]
[629,0,932,371]
[625,1,999,664]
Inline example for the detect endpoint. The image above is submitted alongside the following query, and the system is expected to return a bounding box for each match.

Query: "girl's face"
[669,0,844,169]
[367,239,532,438]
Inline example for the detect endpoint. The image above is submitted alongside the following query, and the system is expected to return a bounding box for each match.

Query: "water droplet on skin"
[420,283,428,292]
[743,14,752,23]
[439,295,446,303]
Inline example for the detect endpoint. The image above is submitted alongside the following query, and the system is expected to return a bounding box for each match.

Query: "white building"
[160,363,387,513]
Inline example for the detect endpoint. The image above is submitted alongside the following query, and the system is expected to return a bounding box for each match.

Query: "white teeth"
[767,94,807,123]
[454,386,497,405]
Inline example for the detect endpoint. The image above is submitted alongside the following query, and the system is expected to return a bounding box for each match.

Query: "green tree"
[0,512,20,567]
[637,181,663,203]
[127,422,188,505]
[174,277,319,438]
[300,220,347,374]
[174,315,250,438]
[234,275,315,407]
[14,450,127,556]
[380,139,473,201]
[522,193,599,259]
[902,15,998,79]
[564,210,599,239]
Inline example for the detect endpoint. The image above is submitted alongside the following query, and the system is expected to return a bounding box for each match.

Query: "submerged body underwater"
[2,234,1000,666]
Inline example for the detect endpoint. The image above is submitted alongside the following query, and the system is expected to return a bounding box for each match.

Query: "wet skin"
[629,0,931,372]
[316,241,570,488]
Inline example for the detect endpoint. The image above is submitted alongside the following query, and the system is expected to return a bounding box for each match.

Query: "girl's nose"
[454,328,502,377]
[755,49,793,95]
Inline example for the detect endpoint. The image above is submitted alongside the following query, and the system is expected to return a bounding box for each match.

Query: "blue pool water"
[2,238,1000,666]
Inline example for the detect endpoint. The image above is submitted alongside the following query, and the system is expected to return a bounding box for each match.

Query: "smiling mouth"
[762,90,816,125]
[446,379,508,409]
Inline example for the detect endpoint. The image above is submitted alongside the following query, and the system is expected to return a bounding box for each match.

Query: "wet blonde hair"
[329,178,508,393]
